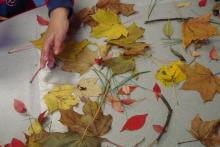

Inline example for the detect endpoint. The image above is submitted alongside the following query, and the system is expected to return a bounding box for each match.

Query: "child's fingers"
[40,36,53,68]
[53,35,64,55]
[47,49,55,69]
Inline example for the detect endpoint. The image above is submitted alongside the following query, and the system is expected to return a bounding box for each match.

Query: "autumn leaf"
[60,99,112,137]
[103,56,135,75]
[36,15,49,26]
[198,0,207,7]
[152,125,165,134]
[6,138,25,147]
[153,83,161,101]
[182,14,218,48]
[121,114,148,132]
[38,111,47,125]
[28,119,43,135]
[155,61,186,87]
[96,0,136,16]
[91,9,128,40]
[120,98,136,105]
[72,78,102,98]
[179,63,220,102]
[118,85,137,95]
[43,85,79,113]
[75,7,97,27]
[163,20,174,38]
[209,47,219,61]
[14,99,27,113]
[190,114,220,146]
[176,2,191,8]
[61,47,98,75]
[37,132,103,147]
[106,95,124,112]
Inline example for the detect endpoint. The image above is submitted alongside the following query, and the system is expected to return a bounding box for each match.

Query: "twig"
[104,138,123,147]
[177,139,199,145]
[30,66,42,83]
[145,17,191,24]
[133,137,145,147]
[149,94,173,146]
[8,43,33,54]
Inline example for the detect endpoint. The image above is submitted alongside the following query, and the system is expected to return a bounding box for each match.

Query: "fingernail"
[44,56,48,61]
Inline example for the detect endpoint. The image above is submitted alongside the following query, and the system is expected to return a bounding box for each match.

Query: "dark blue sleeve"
[47,0,73,17]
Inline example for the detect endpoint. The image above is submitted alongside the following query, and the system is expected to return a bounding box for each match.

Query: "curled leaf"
[209,47,219,61]
[14,99,27,113]
[163,20,174,38]
[121,114,148,132]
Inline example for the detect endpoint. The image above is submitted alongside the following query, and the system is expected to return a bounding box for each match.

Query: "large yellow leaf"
[28,119,42,135]
[43,85,79,113]
[91,9,128,40]
[182,14,218,48]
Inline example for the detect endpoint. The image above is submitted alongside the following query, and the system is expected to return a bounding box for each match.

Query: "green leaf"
[103,56,135,75]
[37,132,103,147]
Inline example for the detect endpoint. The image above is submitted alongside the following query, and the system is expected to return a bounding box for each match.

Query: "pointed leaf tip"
[14,99,26,113]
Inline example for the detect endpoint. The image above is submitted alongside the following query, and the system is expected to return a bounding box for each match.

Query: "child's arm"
[40,0,73,68]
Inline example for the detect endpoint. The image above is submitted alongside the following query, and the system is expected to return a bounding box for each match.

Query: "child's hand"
[40,8,69,68]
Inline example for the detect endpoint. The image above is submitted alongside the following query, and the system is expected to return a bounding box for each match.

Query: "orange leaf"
[209,47,219,61]
[182,14,218,48]
[14,99,26,113]
[152,125,166,134]
[118,85,137,95]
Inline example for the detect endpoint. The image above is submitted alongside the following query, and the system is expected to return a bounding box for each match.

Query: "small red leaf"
[11,138,25,147]
[198,0,207,7]
[36,15,49,26]
[152,125,165,134]
[118,85,137,95]
[95,58,103,65]
[4,144,11,147]
[209,47,219,61]
[14,99,26,113]
[38,111,47,124]
[153,83,161,101]
[120,98,136,105]
[120,113,148,132]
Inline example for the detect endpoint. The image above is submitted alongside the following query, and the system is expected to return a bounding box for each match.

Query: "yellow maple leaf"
[182,14,218,48]
[43,85,79,113]
[91,9,128,40]
[155,61,186,87]
[73,78,102,98]
[28,119,42,135]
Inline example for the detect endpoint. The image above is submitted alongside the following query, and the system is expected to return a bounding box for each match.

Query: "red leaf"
[120,98,136,105]
[152,125,165,134]
[36,15,49,26]
[4,144,11,147]
[198,0,207,7]
[153,83,161,101]
[11,138,25,147]
[120,113,148,132]
[13,99,26,113]
[38,111,47,124]
[95,58,103,65]
[209,47,219,61]
[118,85,137,95]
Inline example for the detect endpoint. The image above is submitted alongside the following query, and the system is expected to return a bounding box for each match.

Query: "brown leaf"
[96,0,136,16]
[61,47,98,75]
[191,114,220,146]
[123,42,149,56]
[179,63,220,102]
[182,14,218,48]
[60,99,112,137]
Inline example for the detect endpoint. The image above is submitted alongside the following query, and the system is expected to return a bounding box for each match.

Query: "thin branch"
[145,17,191,24]
[104,138,122,147]
[149,94,173,146]
[8,43,33,54]
[177,139,199,145]
[30,66,42,83]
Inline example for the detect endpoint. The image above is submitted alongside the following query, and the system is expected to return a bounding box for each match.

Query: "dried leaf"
[190,50,201,57]
[14,99,27,113]
[61,47,98,75]
[176,2,191,8]
[152,125,165,134]
[75,7,97,27]
[96,44,111,57]
[170,48,186,62]
[198,0,207,7]
[37,132,103,147]
[163,20,174,38]
[153,83,161,101]
[60,99,112,137]
[36,15,49,26]
[28,119,42,135]
[121,114,148,132]
[123,42,150,56]
[91,9,128,40]
[118,85,137,95]
[73,78,102,98]
[43,85,79,113]
[209,47,219,61]
[190,114,220,146]
[155,61,186,87]
[96,0,135,16]
[103,56,135,75]
[182,14,218,48]
[179,63,220,102]
[106,95,124,112]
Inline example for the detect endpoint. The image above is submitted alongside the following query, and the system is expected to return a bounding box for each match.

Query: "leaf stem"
[30,66,42,83]
[177,139,199,145]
